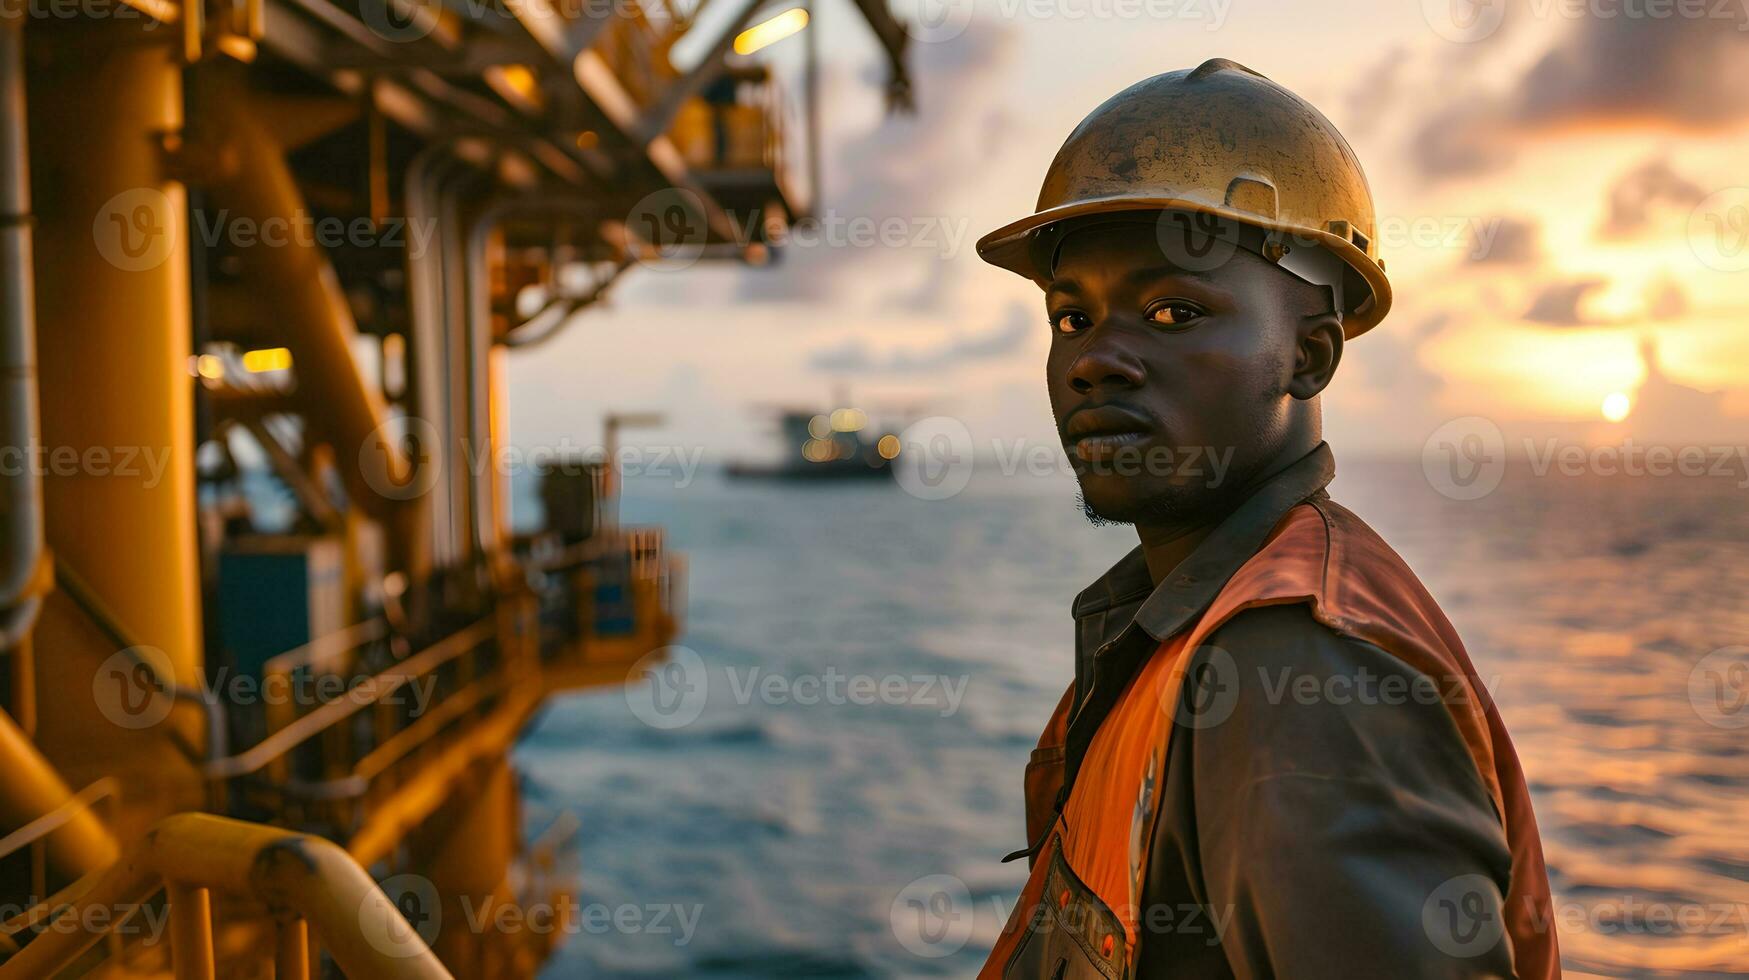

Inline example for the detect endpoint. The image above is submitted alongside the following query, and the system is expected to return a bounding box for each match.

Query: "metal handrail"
[0,777,118,865]
[206,619,493,782]
[262,617,390,681]
[0,777,121,927]
[0,812,453,980]
[53,562,222,763]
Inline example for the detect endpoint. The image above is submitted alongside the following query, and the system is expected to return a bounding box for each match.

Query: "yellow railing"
[207,616,510,833]
[0,812,452,979]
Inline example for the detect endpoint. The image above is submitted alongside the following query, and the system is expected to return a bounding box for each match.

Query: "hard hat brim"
[976,197,1392,338]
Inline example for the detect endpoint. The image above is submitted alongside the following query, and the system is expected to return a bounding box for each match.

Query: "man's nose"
[1067,329,1146,393]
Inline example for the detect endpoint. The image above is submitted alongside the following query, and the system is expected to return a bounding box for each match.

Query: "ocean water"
[514,457,1749,979]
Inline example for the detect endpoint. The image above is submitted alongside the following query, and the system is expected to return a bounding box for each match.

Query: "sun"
[1601,391,1632,423]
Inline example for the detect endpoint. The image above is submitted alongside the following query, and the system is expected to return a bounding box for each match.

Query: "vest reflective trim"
[976,500,1559,980]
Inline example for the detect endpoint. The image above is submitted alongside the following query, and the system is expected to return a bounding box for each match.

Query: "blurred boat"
[725,405,903,481]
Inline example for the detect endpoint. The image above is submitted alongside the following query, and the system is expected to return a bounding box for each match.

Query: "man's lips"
[1063,405,1157,462]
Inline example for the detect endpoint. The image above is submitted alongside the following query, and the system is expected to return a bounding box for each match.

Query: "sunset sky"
[506,0,1749,462]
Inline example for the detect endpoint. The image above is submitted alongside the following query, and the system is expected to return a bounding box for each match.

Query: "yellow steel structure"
[0,0,912,970]
[0,813,452,979]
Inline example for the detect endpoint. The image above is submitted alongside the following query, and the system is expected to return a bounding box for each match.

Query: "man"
[973,60,1558,978]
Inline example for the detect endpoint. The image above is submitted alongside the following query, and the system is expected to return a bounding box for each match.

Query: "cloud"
[1341,46,1407,138]
[1512,11,1749,130]
[1646,277,1688,320]
[1410,99,1517,181]
[1410,12,1749,184]
[1414,310,1456,338]
[1465,215,1542,265]
[1524,277,1608,325]
[1596,156,1706,238]
[808,303,1033,374]
[734,22,1020,305]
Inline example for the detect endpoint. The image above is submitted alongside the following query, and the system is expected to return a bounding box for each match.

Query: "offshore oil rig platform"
[0,0,912,972]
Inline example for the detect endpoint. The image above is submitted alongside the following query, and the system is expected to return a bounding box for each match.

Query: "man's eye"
[1052,311,1091,334]
[1147,302,1203,328]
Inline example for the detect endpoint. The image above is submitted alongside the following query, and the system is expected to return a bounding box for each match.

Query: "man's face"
[1044,219,1322,525]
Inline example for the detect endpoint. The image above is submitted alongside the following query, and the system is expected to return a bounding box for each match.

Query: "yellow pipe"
[0,813,454,979]
[0,710,120,883]
[166,882,215,980]
[275,918,310,980]
[28,18,203,687]
[188,66,427,581]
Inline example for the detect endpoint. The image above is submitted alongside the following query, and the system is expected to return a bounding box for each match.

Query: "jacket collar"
[1049,444,1338,819]
[1075,442,1336,650]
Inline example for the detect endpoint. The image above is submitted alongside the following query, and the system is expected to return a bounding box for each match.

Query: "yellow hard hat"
[977,58,1392,337]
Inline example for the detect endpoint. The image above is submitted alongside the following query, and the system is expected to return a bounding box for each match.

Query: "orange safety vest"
[980,498,1559,979]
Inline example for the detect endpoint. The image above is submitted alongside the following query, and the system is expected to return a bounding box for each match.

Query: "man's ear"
[1288,312,1344,400]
